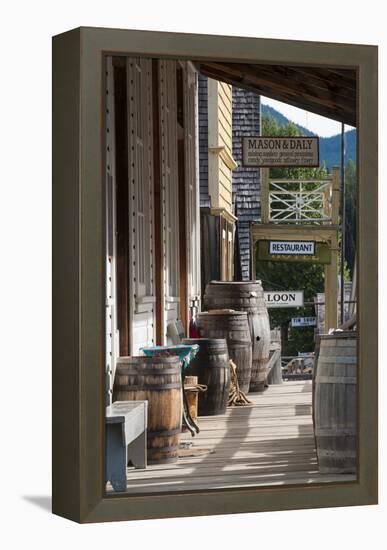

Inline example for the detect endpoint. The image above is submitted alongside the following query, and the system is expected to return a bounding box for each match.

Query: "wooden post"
[324,167,340,331]
[260,168,270,223]
[331,166,341,225]
[251,228,257,280]
[113,57,130,356]
[178,136,188,333]
[152,59,164,345]
[324,233,339,332]
[323,174,332,221]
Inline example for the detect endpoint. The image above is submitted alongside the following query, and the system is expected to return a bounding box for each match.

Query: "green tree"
[257,261,324,356]
[344,159,357,277]
[261,115,328,180]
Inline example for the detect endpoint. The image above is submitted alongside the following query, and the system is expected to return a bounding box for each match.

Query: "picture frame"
[52,26,378,523]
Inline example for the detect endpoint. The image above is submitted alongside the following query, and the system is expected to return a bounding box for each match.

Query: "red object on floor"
[189,317,199,338]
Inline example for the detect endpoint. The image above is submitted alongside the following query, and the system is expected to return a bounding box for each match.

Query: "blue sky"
[261,96,355,138]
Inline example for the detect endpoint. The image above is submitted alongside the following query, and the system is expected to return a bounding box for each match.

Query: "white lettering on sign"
[264,291,304,308]
[292,317,317,328]
[291,317,317,327]
[269,240,316,256]
[243,136,319,167]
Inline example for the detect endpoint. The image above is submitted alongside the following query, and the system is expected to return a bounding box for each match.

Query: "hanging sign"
[291,317,317,327]
[256,240,331,264]
[269,240,316,256]
[242,136,319,167]
[264,291,304,308]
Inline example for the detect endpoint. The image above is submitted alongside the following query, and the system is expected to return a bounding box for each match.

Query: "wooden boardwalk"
[122,381,356,494]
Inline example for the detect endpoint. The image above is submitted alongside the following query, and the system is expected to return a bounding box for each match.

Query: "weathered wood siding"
[232,87,261,280]
[184,62,201,305]
[159,60,180,343]
[127,58,156,353]
[105,57,119,404]
[109,58,200,354]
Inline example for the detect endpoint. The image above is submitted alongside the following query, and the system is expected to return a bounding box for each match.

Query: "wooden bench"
[105,401,148,492]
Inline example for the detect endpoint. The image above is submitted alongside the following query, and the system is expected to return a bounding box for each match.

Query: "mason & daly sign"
[243,136,319,167]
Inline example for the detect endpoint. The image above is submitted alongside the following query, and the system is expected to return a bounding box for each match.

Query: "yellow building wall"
[207,78,237,216]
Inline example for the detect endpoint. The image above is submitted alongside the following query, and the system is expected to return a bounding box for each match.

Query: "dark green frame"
[52,27,378,523]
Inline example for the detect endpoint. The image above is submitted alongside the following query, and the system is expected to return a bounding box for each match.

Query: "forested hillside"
[261,104,356,170]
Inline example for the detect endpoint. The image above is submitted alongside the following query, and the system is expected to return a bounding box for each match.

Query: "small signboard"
[256,240,331,264]
[242,136,319,167]
[269,240,315,256]
[291,317,317,327]
[264,291,304,308]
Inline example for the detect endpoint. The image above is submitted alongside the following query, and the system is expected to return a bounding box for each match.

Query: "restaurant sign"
[264,291,304,308]
[291,317,317,327]
[242,136,319,167]
[269,240,315,256]
[256,240,331,264]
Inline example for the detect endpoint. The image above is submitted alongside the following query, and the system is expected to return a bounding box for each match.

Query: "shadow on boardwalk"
[120,381,356,494]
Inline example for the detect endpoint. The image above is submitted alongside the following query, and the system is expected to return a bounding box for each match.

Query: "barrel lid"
[319,330,358,340]
[116,355,181,364]
[198,310,248,317]
[183,337,227,343]
[208,280,262,286]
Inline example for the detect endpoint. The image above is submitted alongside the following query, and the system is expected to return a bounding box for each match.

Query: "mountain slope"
[261,104,356,170]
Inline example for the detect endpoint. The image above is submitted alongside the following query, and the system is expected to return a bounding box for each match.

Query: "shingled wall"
[198,76,261,281]
[232,86,261,280]
[198,74,210,207]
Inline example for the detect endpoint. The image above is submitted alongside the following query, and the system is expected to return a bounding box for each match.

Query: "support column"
[324,234,339,332]
[260,168,270,223]
[331,166,341,224]
[251,235,257,280]
[325,167,340,332]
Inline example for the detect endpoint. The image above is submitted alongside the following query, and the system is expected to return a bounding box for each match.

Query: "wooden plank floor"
[121,381,356,494]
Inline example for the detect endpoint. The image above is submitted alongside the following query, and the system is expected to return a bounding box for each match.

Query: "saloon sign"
[264,291,304,308]
[242,136,319,167]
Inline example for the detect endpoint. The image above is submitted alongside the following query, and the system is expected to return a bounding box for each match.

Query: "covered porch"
[121,380,356,494]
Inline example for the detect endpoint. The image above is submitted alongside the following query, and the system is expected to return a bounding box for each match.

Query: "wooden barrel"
[183,338,230,415]
[204,281,271,392]
[196,311,252,394]
[113,356,182,465]
[313,331,357,474]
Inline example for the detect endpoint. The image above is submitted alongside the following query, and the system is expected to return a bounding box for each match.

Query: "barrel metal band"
[148,444,180,454]
[117,356,179,364]
[318,356,357,364]
[317,449,357,457]
[114,383,181,391]
[115,368,180,376]
[316,376,357,384]
[315,428,356,436]
[148,428,181,438]
[190,363,228,369]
